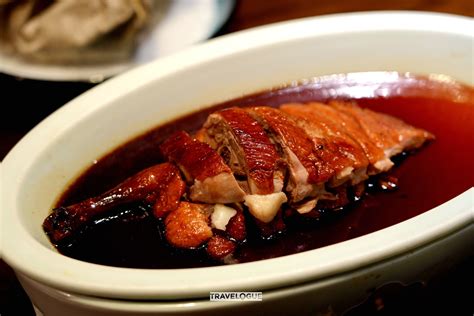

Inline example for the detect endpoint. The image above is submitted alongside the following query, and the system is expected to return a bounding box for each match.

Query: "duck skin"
[160,131,246,204]
[43,163,185,244]
[200,107,288,226]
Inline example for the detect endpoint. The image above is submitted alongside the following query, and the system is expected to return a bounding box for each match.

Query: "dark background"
[1,0,473,315]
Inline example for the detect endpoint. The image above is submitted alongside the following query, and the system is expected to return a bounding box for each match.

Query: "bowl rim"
[2,11,473,300]
[18,222,473,310]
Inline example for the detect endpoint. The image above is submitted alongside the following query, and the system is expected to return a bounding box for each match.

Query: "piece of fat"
[330,166,354,187]
[372,158,394,174]
[295,199,318,214]
[244,192,288,223]
[190,173,246,204]
[211,204,237,231]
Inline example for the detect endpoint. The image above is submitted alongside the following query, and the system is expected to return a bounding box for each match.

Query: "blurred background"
[1,1,473,315]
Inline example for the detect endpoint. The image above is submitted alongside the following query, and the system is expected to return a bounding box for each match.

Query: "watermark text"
[210,291,263,301]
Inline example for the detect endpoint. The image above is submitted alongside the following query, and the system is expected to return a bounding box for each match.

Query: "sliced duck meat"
[201,107,288,223]
[160,131,246,204]
[281,102,370,186]
[202,107,284,195]
[246,106,334,208]
[302,102,391,175]
[330,101,435,163]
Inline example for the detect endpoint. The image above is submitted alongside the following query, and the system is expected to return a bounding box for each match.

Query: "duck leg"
[43,163,185,244]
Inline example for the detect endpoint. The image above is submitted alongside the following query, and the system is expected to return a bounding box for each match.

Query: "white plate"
[0,0,234,82]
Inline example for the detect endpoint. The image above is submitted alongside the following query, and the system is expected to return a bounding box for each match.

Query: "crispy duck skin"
[306,102,390,174]
[247,106,336,207]
[160,131,245,204]
[248,106,329,183]
[202,107,283,195]
[330,101,435,160]
[225,209,247,242]
[206,235,236,260]
[43,163,185,244]
[201,107,288,225]
[164,202,213,249]
[281,103,370,186]
[165,202,243,261]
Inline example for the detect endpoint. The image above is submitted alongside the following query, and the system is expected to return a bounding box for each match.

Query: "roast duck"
[43,101,434,262]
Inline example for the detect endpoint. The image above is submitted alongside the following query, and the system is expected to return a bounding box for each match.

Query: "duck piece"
[164,202,213,249]
[201,107,288,223]
[160,131,246,204]
[329,101,435,163]
[43,163,185,244]
[303,102,391,175]
[281,102,370,186]
[246,106,334,210]
[206,234,237,261]
[165,202,245,262]
[202,107,284,195]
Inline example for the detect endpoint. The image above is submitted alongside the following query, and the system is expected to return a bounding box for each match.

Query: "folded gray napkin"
[0,0,156,64]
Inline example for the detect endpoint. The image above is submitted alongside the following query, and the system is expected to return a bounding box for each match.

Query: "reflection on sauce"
[56,72,474,269]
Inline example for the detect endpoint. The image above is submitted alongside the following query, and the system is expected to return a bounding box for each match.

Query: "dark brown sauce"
[56,72,474,268]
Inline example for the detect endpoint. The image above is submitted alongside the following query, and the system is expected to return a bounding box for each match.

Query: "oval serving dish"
[1,11,473,316]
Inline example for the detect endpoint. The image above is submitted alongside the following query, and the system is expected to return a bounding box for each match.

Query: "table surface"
[1,1,473,315]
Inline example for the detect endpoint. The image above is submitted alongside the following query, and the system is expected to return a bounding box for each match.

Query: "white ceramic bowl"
[1,11,473,316]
